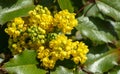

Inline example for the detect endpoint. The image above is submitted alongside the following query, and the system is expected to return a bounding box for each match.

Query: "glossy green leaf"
[114,22,120,39]
[85,49,120,73]
[51,66,73,74]
[57,0,74,12]
[109,71,120,74]
[5,65,46,74]
[0,0,35,25]
[84,3,103,19]
[96,0,120,21]
[4,50,38,67]
[108,66,120,74]
[76,16,115,44]
[3,50,46,74]
[110,21,120,39]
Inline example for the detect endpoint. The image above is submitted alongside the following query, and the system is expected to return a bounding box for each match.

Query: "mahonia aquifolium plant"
[5,5,89,69]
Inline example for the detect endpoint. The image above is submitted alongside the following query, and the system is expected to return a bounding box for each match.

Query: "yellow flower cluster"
[5,17,29,54]
[28,5,54,32]
[5,5,89,69]
[5,17,24,38]
[54,10,78,33]
[37,34,89,69]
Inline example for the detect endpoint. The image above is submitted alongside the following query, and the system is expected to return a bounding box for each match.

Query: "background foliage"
[0,0,120,74]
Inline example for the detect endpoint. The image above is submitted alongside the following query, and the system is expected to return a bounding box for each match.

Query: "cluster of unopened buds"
[5,5,89,69]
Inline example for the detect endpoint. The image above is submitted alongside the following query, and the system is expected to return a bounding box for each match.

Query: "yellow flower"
[29,5,54,32]
[71,41,89,64]
[12,44,17,49]
[72,56,81,64]
[5,17,25,38]
[41,58,55,69]
[14,17,24,25]
[54,10,78,33]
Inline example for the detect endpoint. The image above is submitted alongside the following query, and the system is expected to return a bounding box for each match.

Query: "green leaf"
[57,0,74,12]
[51,66,73,74]
[114,22,120,39]
[3,50,46,74]
[96,0,120,21]
[5,65,46,74]
[85,49,120,73]
[110,21,120,40]
[4,50,38,67]
[83,3,103,19]
[0,0,35,25]
[76,16,115,44]
[108,66,120,74]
